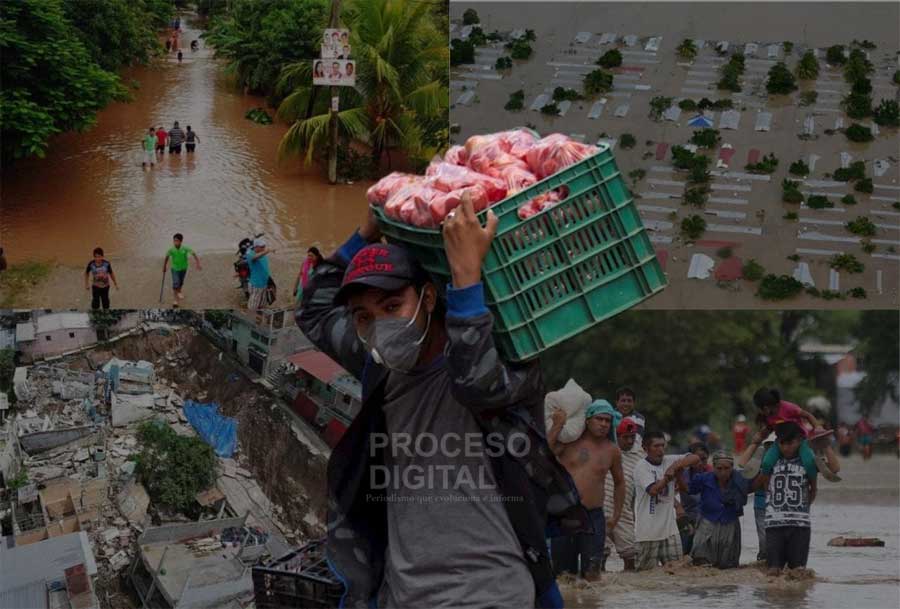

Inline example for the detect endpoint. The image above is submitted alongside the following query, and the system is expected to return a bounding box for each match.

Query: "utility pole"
[327,0,342,184]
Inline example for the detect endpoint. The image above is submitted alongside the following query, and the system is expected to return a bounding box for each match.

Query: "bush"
[649,96,674,120]
[843,92,873,119]
[505,39,533,60]
[687,159,712,185]
[783,211,799,220]
[462,9,480,25]
[628,168,646,182]
[678,98,698,111]
[861,239,875,253]
[788,160,810,176]
[848,287,867,299]
[468,27,487,47]
[677,39,698,60]
[766,62,797,94]
[495,56,513,70]
[743,259,766,281]
[697,97,733,111]
[718,63,742,91]
[830,253,864,273]
[504,89,525,111]
[796,50,819,80]
[134,421,217,512]
[845,49,874,83]
[245,107,272,125]
[584,69,614,95]
[671,145,697,169]
[597,49,623,68]
[851,77,872,96]
[825,45,846,65]
[757,274,804,300]
[846,216,876,237]
[782,179,804,203]
[799,91,818,106]
[681,215,707,240]
[745,153,779,174]
[854,178,873,193]
[833,161,866,182]
[845,123,874,142]
[690,128,721,149]
[684,186,710,207]
[620,133,637,149]
[450,38,475,66]
[540,102,561,116]
[552,86,583,102]
[841,194,858,206]
[806,195,833,209]
[873,99,900,127]
[783,41,794,54]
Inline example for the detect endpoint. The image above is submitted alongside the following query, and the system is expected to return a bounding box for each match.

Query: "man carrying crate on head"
[295,196,589,609]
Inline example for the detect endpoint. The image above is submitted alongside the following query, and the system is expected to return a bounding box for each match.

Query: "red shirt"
[732,422,750,452]
[156,129,168,146]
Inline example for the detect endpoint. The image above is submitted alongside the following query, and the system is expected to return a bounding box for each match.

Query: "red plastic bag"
[525,134,598,180]
[367,172,423,206]
[444,145,468,166]
[500,129,540,159]
[429,185,489,225]
[498,164,538,194]
[425,162,507,202]
[384,183,442,227]
[517,188,568,220]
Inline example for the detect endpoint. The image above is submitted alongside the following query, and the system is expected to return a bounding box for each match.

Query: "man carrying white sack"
[548,399,625,578]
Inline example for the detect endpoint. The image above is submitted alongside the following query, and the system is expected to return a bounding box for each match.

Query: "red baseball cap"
[334,243,429,305]
[617,420,639,436]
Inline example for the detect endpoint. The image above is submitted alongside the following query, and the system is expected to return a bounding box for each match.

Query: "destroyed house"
[284,350,361,448]
[3,476,106,546]
[252,539,342,609]
[15,313,96,363]
[223,310,311,376]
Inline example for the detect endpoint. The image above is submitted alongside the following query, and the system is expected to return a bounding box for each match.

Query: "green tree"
[690,128,721,149]
[619,133,636,149]
[799,90,818,106]
[134,421,217,512]
[853,311,900,415]
[782,179,804,203]
[788,160,810,176]
[795,50,819,80]
[845,123,874,143]
[766,62,797,95]
[0,0,126,164]
[540,102,561,116]
[494,56,513,70]
[505,39,532,60]
[597,49,622,69]
[742,259,765,281]
[649,96,673,120]
[873,99,899,127]
[846,216,876,237]
[583,69,613,95]
[276,0,448,171]
[462,8,479,25]
[677,38,697,60]
[450,38,475,66]
[681,214,706,239]
[829,253,864,273]
[825,44,846,65]
[843,92,872,119]
[854,178,873,194]
[844,48,873,83]
[504,89,525,111]
[678,98,697,111]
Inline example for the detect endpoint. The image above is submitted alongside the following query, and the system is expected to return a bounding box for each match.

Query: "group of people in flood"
[546,386,842,578]
[141,122,200,168]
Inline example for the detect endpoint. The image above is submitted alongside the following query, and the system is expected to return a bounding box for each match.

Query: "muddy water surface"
[2,14,369,265]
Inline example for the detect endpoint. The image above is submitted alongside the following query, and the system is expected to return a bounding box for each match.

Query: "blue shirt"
[754,489,766,510]
[688,471,750,524]
[246,251,270,288]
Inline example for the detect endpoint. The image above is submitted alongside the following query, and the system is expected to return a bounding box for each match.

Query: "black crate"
[252,539,343,609]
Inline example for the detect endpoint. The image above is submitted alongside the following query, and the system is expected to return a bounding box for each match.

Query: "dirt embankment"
[84,327,329,538]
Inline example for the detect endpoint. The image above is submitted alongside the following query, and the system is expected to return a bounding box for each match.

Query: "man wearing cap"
[295,200,588,608]
[246,237,273,310]
[548,399,624,578]
[603,418,644,571]
[615,387,646,445]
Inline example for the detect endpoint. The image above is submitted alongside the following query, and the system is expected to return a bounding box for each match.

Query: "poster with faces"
[322,28,351,59]
[313,60,356,87]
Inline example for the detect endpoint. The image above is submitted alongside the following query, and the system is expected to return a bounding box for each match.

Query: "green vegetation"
[783,211,799,221]
[619,133,637,149]
[690,128,721,149]
[782,179,804,203]
[505,89,525,111]
[894,70,900,85]
[841,194,858,206]
[848,287,867,299]
[540,102,561,116]
[677,39,698,60]
[649,96,674,120]
[844,48,874,83]
[806,195,834,209]
[687,158,712,184]
[860,239,875,254]
[597,49,623,69]
[683,186,710,208]
[204,310,231,330]
[830,253,865,273]
[697,97,734,111]
[795,50,819,80]
[678,99,698,111]
[671,145,700,170]
[833,161,866,182]
[495,56,513,70]
[717,54,745,92]
[462,8,479,25]
[245,108,273,125]
[825,45,846,65]
[783,41,794,54]
[89,310,126,332]
[873,99,899,127]
[465,26,487,47]
[552,87,583,102]
[799,91,818,106]
[742,259,766,281]
[274,0,449,172]
[853,311,900,414]
[845,123,874,142]
[584,69,614,95]
[0,261,52,307]
[0,348,15,399]
[745,152,779,174]
[628,168,646,182]
[766,62,797,94]
[505,38,533,60]
[846,216,876,237]
[789,159,810,176]
[450,38,475,66]
[854,178,874,194]
[0,0,176,164]
[757,274,804,300]
[717,247,733,259]
[680,214,707,240]
[134,422,218,513]
[843,92,873,119]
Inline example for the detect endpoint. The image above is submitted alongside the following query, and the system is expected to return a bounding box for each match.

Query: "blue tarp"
[687,114,714,128]
[183,401,238,458]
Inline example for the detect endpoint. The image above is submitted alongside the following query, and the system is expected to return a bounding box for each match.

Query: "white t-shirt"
[633,454,684,542]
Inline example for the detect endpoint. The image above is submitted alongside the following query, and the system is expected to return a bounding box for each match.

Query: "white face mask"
[358,288,431,373]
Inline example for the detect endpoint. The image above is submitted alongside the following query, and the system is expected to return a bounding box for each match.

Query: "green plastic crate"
[372,144,667,361]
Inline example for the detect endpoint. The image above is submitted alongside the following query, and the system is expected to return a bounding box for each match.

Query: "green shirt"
[167,245,193,271]
[143,134,157,152]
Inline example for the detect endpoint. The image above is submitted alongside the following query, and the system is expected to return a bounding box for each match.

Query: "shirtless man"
[549,399,624,577]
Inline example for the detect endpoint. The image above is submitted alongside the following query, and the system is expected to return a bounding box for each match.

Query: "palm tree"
[277,0,448,171]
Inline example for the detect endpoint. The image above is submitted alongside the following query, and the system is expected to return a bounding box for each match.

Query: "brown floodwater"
[1,14,370,265]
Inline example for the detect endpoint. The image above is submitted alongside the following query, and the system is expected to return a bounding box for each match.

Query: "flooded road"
[560,454,900,609]
[2,14,369,270]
